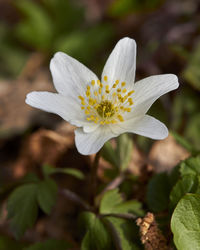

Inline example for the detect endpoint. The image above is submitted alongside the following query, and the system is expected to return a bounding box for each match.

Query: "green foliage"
[101,134,133,171]
[100,189,144,216]
[101,141,119,168]
[171,87,200,149]
[116,134,133,171]
[42,164,84,180]
[183,42,200,91]
[171,194,200,250]
[0,24,27,78]
[55,24,113,64]
[104,217,140,250]
[108,0,164,17]
[7,183,38,238]
[37,178,58,214]
[171,131,199,155]
[7,177,58,238]
[14,0,113,63]
[180,155,200,176]
[80,189,143,249]
[24,239,70,250]
[15,0,53,52]
[146,172,170,212]
[80,212,112,250]
[170,175,198,209]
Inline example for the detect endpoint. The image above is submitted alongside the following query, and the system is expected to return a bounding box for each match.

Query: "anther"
[121,82,126,87]
[78,96,84,101]
[104,76,108,81]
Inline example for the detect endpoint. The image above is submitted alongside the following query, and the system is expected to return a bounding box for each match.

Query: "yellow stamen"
[86,90,90,97]
[104,76,108,81]
[121,82,126,87]
[91,80,95,86]
[78,96,84,101]
[128,90,135,96]
[117,114,124,122]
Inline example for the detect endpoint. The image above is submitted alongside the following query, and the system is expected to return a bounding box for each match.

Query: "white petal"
[83,124,100,133]
[111,115,168,140]
[101,37,136,87]
[26,91,88,127]
[131,74,179,117]
[50,52,98,97]
[75,126,116,155]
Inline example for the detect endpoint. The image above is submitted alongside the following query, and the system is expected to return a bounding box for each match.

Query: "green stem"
[90,150,101,206]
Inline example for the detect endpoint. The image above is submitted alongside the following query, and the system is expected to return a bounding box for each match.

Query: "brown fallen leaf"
[148,134,190,173]
[13,127,75,178]
[0,69,55,135]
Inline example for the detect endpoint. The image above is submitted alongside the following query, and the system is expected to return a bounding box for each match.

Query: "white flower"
[26,37,179,155]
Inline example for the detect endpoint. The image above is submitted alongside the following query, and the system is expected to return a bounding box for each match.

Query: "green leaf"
[170,175,198,209]
[7,183,38,238]
[101,141,118,168]
[104,217,140,250]
[100,189,122,214]
[116,134,133,171]
[100,189,144,216]
[24,239,70,250]
[80,212,112,250]
[171,194,200,250]
[42,164,84,180]
[180,155,200,177]
[15,0,53,51]
[146,172,170,212]
[111,200,144,216]
[37,178,58,214]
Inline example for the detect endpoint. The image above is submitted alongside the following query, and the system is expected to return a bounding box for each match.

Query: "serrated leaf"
[180,155,200,177]
[116,134,133,171]
[100,189,144,216]
[80,212,112,250]
[100,189,123,214]
[112,200,144,216]
[146,172,170,212]
[7,184,38,238]
[170,175,198,209]
[104,217,140,250]
[23,239,70,250]
[37,178,58,214]
[171,194,200,250]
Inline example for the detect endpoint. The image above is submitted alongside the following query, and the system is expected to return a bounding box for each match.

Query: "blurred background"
[0,0,200,248]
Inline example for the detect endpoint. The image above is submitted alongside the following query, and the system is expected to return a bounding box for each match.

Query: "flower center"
[78,76,135,125]
[96,100,115,118]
